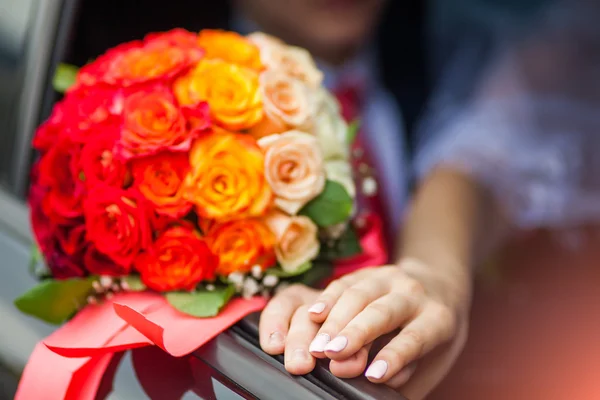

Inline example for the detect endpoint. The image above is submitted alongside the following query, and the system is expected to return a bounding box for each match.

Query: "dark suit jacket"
[65,0,431,166]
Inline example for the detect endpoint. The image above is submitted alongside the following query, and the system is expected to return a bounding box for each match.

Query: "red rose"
[131,152,192,218]
[117,87,203,159]
[76,38,203,88]
[32,104,66,153]
[135,225,218,291]
[37,138,85,224]
[61,86,125,143]
[80,129,130,188]
[56,223,86,256]
[84,186,152,268]
[85,246,129,277]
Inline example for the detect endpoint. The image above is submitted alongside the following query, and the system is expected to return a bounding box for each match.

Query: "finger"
[310,278,387,356]
[385,362,417,388]
[364,303,456,383]
[307,268,374,322]
[259,284,318,355]
[329,343,372,379]
[324,290,420,360]
[284,305,320,375]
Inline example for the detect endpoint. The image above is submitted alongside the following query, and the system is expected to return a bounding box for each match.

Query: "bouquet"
[14,29,372,400]
[17,29,361,324]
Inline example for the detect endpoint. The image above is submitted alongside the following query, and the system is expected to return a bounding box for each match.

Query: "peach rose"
[262,45,323,89]
[259,70,316,130]
[183,130,272,221]
[258,130,326,215]
[263,211,320,273]
[174,59,263,131]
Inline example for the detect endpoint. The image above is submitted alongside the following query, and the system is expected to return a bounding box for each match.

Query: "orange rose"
[118,87,206,159]
[197,29,262,71]
[206,219,276,276]
[77,40,203,88]
[174,59,263,131]
[131,152,192,218]
[135,225,218,292]
[183,130,272,220]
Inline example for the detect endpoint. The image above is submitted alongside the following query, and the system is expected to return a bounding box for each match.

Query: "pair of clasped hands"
[257,260,471,399]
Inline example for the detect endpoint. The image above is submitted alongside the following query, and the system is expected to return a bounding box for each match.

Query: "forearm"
[398,167,511,306]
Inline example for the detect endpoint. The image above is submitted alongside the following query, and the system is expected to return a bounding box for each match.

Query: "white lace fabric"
[416,0,600,229]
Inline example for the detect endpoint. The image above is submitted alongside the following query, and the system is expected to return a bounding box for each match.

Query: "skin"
[233,0,387,66]
[259,168,510,398]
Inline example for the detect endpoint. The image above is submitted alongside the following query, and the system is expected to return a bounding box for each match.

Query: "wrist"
[397,257,473,312]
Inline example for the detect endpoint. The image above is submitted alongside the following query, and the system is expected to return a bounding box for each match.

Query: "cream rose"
[258,130,326,215]
[312,88,350,160]
[264,210,320,273]
[259,70,316,129]
[324,159,356,199]
[247,32,285,51]
[262,46,323,88]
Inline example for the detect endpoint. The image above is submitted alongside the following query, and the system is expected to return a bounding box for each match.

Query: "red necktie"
[330,80,390,276]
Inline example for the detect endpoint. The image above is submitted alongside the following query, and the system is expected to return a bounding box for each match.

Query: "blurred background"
[1,0,600,399]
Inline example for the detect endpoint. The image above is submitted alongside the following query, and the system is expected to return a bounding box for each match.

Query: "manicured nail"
[325,336,348,352]
[268,331,284,347]
[309,333,330,352]
[308,302,326,314]
[292,348,310,361]
[365,360,388,380]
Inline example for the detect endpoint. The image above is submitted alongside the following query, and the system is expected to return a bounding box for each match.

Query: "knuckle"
[326,279,350,294]
[400,329,425,356]
[379,348,405,369]
[343,323,371,343]
[345,286,371,302]
[281,283,305,297]
[433,304,458,337]
[366,302,393,324]
[404,278,426,297]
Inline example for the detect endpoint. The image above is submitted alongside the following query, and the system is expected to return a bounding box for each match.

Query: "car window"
[0,0,35,194]
[0,0,66,199]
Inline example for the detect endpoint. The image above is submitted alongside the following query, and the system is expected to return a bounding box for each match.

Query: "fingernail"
[268,331,284,347]
[365,360,388,380]
[309,333,330,352]
[308,302,326,314]
[324,336,348,352]
[292,348,309,361]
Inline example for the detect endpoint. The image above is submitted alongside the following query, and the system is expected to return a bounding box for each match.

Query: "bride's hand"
[259,260,470,390]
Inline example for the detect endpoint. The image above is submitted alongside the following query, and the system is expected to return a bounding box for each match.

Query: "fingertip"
[261,330,286,355]
[329,348,369,379]
[365,359,388,382]
[285,349,315,375]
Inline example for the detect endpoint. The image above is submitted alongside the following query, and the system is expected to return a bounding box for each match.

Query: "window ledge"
[0,189,32,244]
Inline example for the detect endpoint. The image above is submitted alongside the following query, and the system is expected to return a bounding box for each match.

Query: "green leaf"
[347,120,360,145]
[122,276,147,292]
[166,285,235,318]
[318,226,363,261]
[296,260,334,287]
[299,180,353,227]
[14,277,96,325]
[52,63,79,94]
[266,261,312,278]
